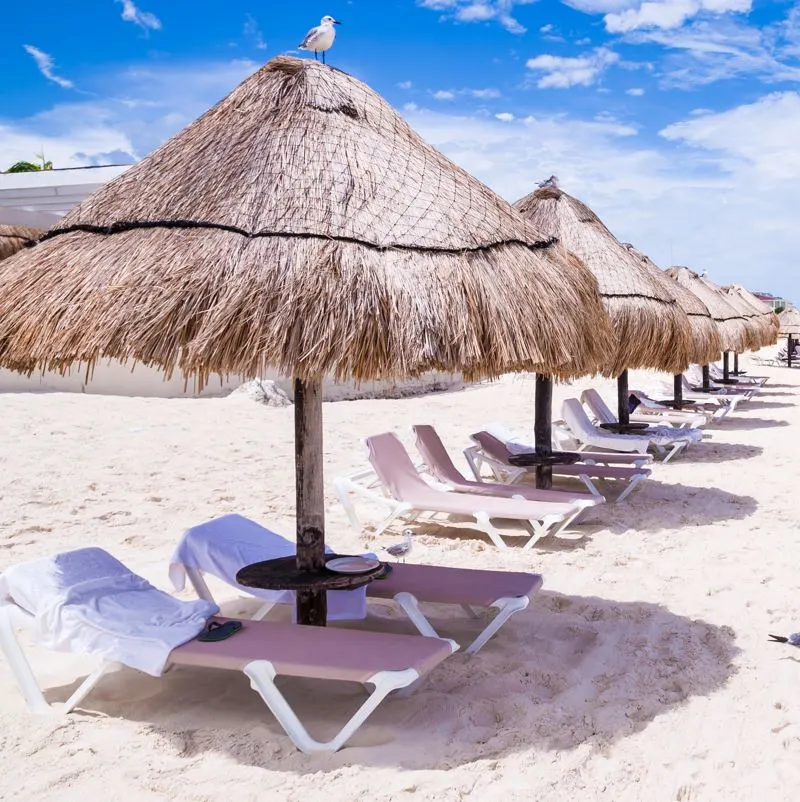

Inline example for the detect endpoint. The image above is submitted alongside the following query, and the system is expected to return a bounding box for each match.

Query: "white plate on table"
[327,556,381,574]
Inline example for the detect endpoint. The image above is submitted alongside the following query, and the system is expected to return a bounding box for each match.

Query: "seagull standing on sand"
[385,529,413,563]
[299,15,341,65]
[769,632,800,645]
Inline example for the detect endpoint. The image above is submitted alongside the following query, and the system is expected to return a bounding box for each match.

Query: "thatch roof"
[0,225,42,261]
[513,186,692,377]
[623,244,721,365]
[778,307,800,336]
[724,284,780,342]
[0,57,612,384]
[664,267,757,353]
[718,286,776,348]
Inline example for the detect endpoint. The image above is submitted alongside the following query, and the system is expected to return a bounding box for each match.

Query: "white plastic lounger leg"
[391,592,443,639]
[473,511,509,550]
[185,566,218,605]
[466,596,530,655]
[616,474,646,502]
[243,660,429,754]
[661,443,686,464]
[0,605,118,715]
[575,473,603,499]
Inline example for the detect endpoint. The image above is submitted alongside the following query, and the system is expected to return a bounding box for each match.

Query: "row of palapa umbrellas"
[0,56,785,625]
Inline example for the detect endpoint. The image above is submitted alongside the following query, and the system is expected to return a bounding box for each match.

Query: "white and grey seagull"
[299,15,341,65]
[384,529,413,563]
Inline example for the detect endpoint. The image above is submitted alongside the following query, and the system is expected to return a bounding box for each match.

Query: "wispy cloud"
[243,14,267,50]
[526,47,620,88]
[431,86,502,100]
[627,87,645,95]
[117,0,161,32]
[397,80,414,89]
[22,45,74,89]
[417,0,537,34]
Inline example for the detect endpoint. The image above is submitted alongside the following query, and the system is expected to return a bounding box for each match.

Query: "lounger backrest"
[365,432,434,501]
[412,425,467,486]
[581,389,616,424]
[469,430,513,462]
[562,398,598,441]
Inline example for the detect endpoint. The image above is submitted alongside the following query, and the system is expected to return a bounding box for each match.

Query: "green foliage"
[4,151,53,173]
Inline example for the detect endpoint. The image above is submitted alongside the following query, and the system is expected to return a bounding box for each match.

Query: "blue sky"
[2,0,799,299]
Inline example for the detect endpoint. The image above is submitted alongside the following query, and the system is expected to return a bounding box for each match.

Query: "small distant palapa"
[299,15,341,65]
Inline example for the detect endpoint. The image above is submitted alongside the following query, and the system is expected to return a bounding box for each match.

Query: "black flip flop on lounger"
[197,620,242,642]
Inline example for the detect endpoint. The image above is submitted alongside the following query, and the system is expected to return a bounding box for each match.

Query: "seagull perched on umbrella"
[537,175,559,188]
[299,15,341,65]
[384,529,413,563]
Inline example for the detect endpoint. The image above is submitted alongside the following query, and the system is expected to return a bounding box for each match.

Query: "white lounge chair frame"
[0,600,457,754]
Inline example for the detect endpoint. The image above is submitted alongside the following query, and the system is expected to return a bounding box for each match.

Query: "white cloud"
[403,98,800,298]
[397,80,414,89]
[431,87,502,100]
[243,14,267,50]
[22,45,74,89]
[526,47,620,88]
[0,58,258,167]
[417,0,537,34]
[495,112,516,121]
[627,87,646,94]
[117,0,161,32]
[604,1,752,33]
[540,24,554,32]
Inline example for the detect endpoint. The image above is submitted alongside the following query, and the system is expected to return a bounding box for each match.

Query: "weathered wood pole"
[723,352,730,382]
[534,374,553,490]
[294,377,327,626]
[733,352,740,375]
[673,374,683,408]
[701,365,711,391]
[789,335,794,369]
[617,370,630,426]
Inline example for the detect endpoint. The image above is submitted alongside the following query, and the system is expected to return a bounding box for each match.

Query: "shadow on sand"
[713,417,789,431]
[678,441,763,463]
[741,400,794,410]
[41,590,739,771]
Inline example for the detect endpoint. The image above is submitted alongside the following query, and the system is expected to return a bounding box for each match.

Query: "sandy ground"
[1,352,799,802]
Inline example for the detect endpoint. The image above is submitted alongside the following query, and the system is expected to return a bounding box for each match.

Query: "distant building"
[753,292,788,312]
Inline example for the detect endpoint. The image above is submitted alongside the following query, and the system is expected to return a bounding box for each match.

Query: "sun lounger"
[334,432,600,549]
[684,368,757,400]
[581,388,708,432]
[629,390,718,425]
[171,514,543,654]
[464,429,651,502]
[581,388,709,429]
[0,548,456,754]
[708,363,768,386]
[412,424,602,503]
[562,398,693,464]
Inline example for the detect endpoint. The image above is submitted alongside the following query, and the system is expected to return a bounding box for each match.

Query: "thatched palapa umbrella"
[514,184,693,430]
[624,244,721,407]
[0,225,42,261]
[0,57,612,625]
[723,285,779,373]
[778,308,800,367]
[664,266,759,386]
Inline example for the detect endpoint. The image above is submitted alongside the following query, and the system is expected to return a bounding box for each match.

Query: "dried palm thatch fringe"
[623,243,721,365]
[778,307,800,336]
[719,286,776,349]
[665,267,755,353]
[0,225,42,261]
[0,57,612,387]
[723,284,779,345]
[514,187,693,377]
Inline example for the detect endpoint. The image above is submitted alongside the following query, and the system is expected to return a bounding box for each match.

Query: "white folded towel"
[0,547,217,677]
[169,514,370,621]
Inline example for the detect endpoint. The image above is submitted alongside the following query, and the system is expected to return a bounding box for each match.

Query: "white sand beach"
[2,353,799,802]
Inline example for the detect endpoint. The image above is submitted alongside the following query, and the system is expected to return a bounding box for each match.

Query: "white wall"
[0,359,463,400]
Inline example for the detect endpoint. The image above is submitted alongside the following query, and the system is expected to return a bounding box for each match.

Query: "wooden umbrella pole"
[789,335,794,369]
[733,352,740,375]
[701,365,711,391]
[534,374,553,490]
[673,374,683,409]
[723,352,730,381]
[617,370,630,426]
[294,377,327,627]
